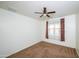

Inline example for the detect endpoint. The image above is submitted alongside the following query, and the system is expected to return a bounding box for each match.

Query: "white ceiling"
[0,1,79,19]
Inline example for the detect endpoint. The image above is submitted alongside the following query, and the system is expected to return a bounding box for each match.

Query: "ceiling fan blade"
[40,15,43,17]
[47,11,56,14]
[46,14,50,17]
[35,12,43,14]
[43,7,46,13]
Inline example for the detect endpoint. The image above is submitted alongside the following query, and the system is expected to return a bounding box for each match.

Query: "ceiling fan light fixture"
[35,7,56,17]
[43,14,46,16]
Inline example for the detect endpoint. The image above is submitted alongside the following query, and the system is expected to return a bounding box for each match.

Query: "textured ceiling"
[0,1,79,19]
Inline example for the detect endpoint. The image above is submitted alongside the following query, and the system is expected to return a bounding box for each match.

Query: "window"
[48,20,60,40]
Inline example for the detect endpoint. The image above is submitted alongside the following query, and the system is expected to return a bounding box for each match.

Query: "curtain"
[46,21,48,39]
[60,18,65,41]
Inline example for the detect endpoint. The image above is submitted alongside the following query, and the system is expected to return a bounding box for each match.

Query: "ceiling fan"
[35,7,56,17]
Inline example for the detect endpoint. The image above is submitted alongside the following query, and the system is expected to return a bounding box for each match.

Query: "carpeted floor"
[7,41,78,58]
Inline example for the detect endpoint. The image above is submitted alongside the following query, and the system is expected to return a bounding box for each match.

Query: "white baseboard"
[76,49,79,56]
[1,40,41,58]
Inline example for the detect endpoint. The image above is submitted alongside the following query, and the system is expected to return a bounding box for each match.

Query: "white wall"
[0,8,42,57]
[76,13,79,56]
[42,14,76,48]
